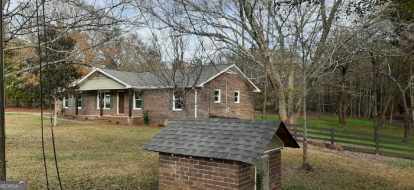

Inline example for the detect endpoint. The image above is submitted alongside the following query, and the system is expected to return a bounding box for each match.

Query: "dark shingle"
[101,64,232,89]
[143,119,299,164]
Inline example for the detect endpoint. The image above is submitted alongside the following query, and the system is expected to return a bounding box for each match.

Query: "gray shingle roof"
[100,64,233,89]
[143,119,299,164]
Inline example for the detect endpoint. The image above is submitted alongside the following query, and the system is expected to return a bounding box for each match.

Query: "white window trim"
[214,89,221,103]
[133,91,143,110]
[172,92,183,111]
[63,97,69,109]
[104,94,112,109]
[97,92,111,110]
[234,90,240,103]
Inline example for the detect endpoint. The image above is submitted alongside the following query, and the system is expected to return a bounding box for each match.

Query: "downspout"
[194,88,198,119]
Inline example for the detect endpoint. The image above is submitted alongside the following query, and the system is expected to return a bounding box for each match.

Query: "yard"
[5,113,414,189]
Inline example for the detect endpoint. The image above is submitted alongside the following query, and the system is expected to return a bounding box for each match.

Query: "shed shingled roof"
[143,119,299,164]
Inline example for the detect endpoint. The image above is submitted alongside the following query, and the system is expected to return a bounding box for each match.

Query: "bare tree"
[133,0,344,169]
[134,0,343,126]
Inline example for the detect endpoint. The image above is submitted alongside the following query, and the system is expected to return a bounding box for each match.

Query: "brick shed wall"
[159,153,255,190]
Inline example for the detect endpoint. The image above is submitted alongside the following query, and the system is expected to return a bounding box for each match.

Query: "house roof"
[143,119,299,164]
[76,64,261,92]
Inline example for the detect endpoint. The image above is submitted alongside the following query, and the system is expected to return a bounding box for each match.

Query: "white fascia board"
[75,68,131,89]
[74,67,98,86]
[197,64,261,93]
[231,65,262,93]
[96,68,131,88]
[197,64,235,87]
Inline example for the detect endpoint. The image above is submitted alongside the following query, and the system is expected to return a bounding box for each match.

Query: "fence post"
[374,126,379,154]
[330,128,335,146]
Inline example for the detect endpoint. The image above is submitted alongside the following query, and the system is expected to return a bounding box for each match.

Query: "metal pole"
[0,0,7,180]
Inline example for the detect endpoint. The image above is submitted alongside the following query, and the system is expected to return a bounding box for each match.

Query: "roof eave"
[75,68,131,89]
[197,64,261,93]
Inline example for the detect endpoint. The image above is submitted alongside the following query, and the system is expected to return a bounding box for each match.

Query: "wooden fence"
[287,125,414,160]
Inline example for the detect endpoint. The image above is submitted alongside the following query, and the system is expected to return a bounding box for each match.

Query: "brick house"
[62,64,261,124]
[144,119,300,190]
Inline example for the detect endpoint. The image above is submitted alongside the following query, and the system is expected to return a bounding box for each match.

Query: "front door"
[118,93,125,114]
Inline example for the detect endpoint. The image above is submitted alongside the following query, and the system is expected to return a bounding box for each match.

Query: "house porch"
[63,89,144,125]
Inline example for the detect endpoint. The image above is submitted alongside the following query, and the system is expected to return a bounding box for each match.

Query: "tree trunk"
[338,82,347,127]
[302,68,310,170]
[288,113,299,125]
[380,97,392,127]
[278,89,288,122]
[358,89,362,118]
[53,97,59,127]
[403,111,412,143]
[287,69,296,124]
[267,53,297,125]
[401,94,412,142]
[389,100,394,125]
[262,75,268,117]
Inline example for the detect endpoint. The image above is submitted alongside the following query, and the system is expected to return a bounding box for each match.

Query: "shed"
[144,119,299,190]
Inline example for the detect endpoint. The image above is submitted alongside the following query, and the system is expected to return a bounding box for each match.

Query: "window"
[76,96,83,109]
[234,90,240,103]
[173,91,184,111]
[104,94,111,109]
[63,96,70,108]
[133,91,143,110]
[97,92,111,109]
[213,89,221,103]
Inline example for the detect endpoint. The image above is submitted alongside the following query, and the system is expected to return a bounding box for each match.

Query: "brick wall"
[64,69,257,123]
[143,89,197,123]
[199,71,256,120]
[159,153,255,190]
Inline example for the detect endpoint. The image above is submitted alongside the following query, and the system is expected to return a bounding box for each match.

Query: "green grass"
[5,113,414,189]
[257,114,414,159]
[257,114,403,135]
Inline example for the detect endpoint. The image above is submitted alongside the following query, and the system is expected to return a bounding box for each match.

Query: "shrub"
[143,111,150,125]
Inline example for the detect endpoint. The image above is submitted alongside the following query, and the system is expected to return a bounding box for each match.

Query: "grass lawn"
[5,113,414,189]
[257,114,408,136]
[258,114,414,158]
